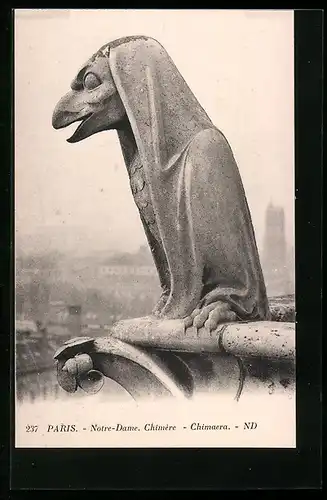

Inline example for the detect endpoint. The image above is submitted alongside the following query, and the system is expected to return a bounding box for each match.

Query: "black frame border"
[0,7,323,492]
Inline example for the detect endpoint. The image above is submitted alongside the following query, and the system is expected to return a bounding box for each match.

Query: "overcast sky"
[15,9,294,256]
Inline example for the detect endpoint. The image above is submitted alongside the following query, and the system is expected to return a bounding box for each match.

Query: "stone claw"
[184,301,237,333]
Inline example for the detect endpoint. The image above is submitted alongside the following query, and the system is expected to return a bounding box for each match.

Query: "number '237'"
[25,425,38,432]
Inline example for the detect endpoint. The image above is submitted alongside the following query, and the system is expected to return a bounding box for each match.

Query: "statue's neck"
[117,121,140,175]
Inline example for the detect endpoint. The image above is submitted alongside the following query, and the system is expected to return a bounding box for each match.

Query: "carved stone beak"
[52,91,88,129]
[52,91,93,142]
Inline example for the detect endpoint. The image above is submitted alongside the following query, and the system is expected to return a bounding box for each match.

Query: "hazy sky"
[15,9,294,255]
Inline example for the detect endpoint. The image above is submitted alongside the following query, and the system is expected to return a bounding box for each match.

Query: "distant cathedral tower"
[262,203,292,297]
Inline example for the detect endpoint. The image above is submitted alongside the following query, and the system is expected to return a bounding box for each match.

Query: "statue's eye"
[83,72,101,90]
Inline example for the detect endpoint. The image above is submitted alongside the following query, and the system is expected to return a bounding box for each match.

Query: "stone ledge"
[111,317,295,360]
[54,317,295,400]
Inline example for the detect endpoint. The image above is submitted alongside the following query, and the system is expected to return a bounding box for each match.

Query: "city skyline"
[16,202,295,298]
[15,201,295,260]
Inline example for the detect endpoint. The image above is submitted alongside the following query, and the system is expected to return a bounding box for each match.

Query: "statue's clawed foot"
[184,301,237,332]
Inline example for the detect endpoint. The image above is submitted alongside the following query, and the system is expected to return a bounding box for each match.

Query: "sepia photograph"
[14,9,296,448]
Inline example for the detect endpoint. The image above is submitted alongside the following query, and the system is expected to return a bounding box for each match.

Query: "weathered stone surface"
[53,337,95,360]
[110,317,295,360]
[219,322,295,360]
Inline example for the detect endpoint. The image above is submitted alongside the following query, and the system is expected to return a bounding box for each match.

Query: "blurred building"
[261,203,294,297]
[99,245,157,277]
[15,269,50,322]
[96,244,161,316]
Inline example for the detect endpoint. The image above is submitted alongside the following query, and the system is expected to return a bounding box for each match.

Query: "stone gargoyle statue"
[52,35,270,331]
[52,36,295,401]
